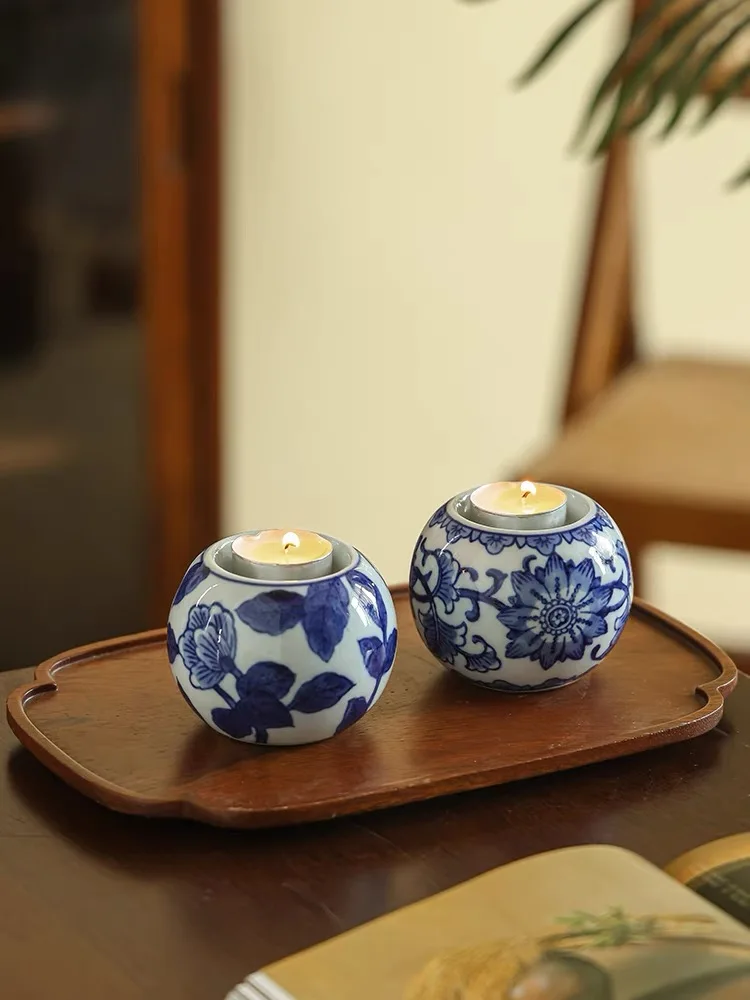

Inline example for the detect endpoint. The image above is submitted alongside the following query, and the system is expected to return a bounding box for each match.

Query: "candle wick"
[281,531,300,556]
[521,490,531,499]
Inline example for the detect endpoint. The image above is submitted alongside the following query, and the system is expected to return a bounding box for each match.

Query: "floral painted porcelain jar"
[409,487,632,691]
[168,533,397,745]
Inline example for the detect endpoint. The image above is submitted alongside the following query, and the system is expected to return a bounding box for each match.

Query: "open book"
[228,834,750,1000]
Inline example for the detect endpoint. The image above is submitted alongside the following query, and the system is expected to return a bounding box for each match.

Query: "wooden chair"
[525,136,750,594]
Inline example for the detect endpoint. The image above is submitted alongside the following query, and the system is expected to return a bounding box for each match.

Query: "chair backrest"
[564,137,636,424]
[564,1,750,424]
[563,0,750,422]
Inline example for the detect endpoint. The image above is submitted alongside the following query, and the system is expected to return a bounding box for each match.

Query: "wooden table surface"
[2,667,749,1000]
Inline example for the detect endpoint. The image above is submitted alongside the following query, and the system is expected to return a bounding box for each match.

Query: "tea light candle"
[231,529,334,581]
[468,480,567,531]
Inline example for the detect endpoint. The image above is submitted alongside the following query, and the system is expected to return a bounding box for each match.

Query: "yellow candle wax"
[231,529,334,580]
[468,481,567,531]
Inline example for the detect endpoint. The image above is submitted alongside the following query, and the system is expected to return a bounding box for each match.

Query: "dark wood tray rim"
[5,593,738,827]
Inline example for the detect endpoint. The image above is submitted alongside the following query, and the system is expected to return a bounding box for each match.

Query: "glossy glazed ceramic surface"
[168,534,397,744]
[409,489,633,691]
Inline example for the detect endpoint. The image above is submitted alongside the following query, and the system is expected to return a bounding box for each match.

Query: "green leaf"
[624,0,746,133]
[573,0,684,144]
[728,159,750,187]
[697,60,750,126]
[517,0,614,85]
[558,910,596,928]
[661,9,750,136]
[590,1,720,155]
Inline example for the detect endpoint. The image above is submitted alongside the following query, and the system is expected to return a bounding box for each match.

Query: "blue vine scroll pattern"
[428,503,616,557]
[409,541,505,673]
[590,538,632,661]
[410,536,632,675]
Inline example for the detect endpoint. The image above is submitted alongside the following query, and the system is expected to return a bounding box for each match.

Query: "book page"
[239,845,750,1000]
[667,834,750,929]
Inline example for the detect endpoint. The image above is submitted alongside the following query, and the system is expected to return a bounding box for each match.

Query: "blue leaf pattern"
[335,696,368,734]
[166,624,179,665]
[173,557,209,604]
[288,672,354,713]
[385,628,397,669]
[172,563,394,742]
[210,657,297,742]
[212,692,294,742]
[237,661,295,700]
[418,605,468,662]
[358,636,385,679]
[349,565,398,711]
[236,590,305,635]
[347,569,386,629]
[302,577,349,661]
[374,585,387,635]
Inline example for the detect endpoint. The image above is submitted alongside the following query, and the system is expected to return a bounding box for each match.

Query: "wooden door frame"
[138,0,221,623]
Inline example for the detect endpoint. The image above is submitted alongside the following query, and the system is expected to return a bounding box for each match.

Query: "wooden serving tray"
[6,591,737,829]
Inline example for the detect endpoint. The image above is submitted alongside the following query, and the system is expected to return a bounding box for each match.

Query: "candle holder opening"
[456,485,593,534]
[208,532,358,583]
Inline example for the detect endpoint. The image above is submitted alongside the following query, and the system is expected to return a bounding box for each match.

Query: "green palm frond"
[589,0,728,154]
[729,160,750,185]
[516,0,615,85]
[696,44,750,122]
[622,0,748,136]
[462,0,750,185]
[661,10,750,134]
[571,0,683,142]
[515,0,750,186]
[591,0,750,153]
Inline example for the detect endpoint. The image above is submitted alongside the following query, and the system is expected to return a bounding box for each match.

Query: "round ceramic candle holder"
[167,533,397,745]
[409,487,633,692]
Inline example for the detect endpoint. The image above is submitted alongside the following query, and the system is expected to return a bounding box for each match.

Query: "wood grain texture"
[139,0,192,623]
[1,670,749,1000]
[186,0,222,565]
[563,138,635,422]
[5,591,737,829]
[139,0,221,626]
[529,358,750,553]
[530,63,750,578]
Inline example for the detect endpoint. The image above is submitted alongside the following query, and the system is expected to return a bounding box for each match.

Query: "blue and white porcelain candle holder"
[167,532,397,745]
[409,486,633,692]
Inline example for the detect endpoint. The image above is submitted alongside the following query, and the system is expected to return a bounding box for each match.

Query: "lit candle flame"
[282,531,300,554]
[520,480,536,500]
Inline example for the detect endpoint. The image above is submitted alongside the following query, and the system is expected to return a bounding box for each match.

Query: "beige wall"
[222,0,750,645]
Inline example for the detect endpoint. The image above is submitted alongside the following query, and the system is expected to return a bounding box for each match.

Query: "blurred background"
[2,0,750,670]
[0,0,144,669]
